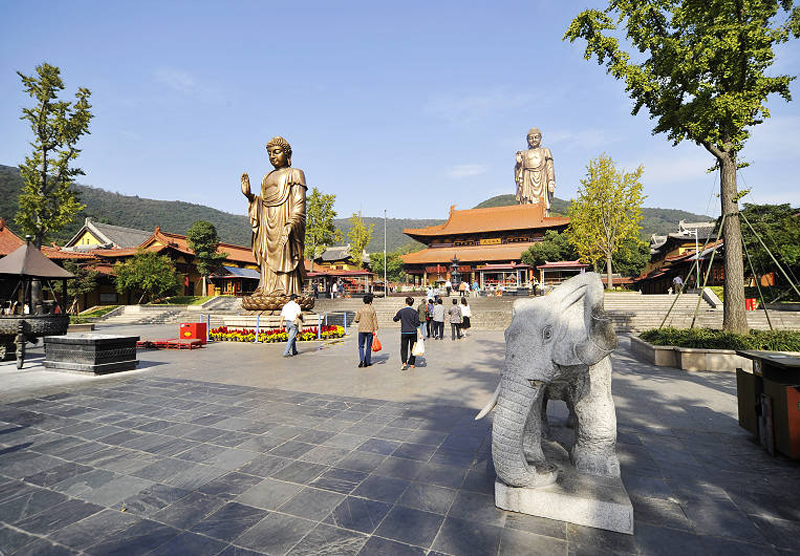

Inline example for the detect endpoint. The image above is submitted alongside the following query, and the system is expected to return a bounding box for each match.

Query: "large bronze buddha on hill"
[515,127,556,217]
[240,136,313,311]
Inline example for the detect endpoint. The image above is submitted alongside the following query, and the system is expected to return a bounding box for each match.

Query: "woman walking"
[354,294,378,367]
[460,297,471,337]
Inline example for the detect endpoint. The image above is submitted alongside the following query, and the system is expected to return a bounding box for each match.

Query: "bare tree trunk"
[719,153,748,333]
[606,253,613,290]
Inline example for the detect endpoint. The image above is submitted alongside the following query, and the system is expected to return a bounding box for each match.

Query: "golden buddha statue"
[240,136,313,311]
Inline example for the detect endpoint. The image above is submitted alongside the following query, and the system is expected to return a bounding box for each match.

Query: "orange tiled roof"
[0,219,25,256]
[1,220,96,260]
[402,242,538,265]
[40,247,97,260]
[87,248,142,258]
[142,227,256,265]
[404,205,569,238]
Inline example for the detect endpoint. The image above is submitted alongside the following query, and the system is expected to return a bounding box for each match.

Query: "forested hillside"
[2,163,711,253]
[474,194,711,239]
[0,165,439,252]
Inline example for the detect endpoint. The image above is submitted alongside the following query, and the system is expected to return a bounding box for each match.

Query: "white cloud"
[424,89,536,125]
[624,150,714,187]
[547,128,623,151]
[743,116,800,161]
[447,164,489,179]
[154,67,221,102]
[119,130,141,141]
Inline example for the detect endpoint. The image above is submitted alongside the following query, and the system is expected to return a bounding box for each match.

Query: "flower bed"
[210,325,345,343]
[632,327,800,372]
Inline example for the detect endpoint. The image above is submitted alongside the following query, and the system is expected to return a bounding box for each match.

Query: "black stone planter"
[43,334,139,374]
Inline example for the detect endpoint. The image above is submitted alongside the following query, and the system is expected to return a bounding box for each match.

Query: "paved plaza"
[0,325,799,555]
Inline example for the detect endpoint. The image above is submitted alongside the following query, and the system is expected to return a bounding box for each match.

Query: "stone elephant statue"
[476,272,620,488]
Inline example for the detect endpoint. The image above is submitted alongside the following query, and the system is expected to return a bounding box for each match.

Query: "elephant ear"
[550,283,590,367]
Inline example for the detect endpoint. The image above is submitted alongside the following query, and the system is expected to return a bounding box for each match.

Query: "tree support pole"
[741,232,773,330]
[740,213,800,301]
[691,215,726,329]
[659,216,720,329]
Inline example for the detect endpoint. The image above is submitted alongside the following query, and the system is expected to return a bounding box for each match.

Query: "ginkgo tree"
[567,154,645,290]
[565,0,800,332]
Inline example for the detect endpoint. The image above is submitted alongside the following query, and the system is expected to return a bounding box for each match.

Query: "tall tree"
[187,220,228,295]
[16,63,92,248]
[609,238,650,278]
[63,261,100,314]
[368,251,408,283]
[347,211,374,268]
[566,154,645,289]
[114,251,180,304]
[565,1,800,332]
[521,230,578,269]
[741,203,800,298]
[304,187,342,270]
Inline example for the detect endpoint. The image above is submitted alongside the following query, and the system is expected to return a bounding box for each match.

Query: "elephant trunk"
[492,379,556,488]
[575,306,617,365]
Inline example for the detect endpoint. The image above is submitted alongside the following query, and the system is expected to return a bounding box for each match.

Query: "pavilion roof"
[0,242,75,278]
[404,204,569,239]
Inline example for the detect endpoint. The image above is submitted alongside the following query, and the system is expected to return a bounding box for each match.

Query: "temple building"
[635,220,725,293]
[402,204,569,289]
[306,244,373,295]
[402,126,576,289]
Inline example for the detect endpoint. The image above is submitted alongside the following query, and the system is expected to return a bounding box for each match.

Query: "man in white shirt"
[279,294,303,357]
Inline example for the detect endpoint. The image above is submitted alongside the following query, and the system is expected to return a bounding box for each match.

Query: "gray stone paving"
[0,327,798,555]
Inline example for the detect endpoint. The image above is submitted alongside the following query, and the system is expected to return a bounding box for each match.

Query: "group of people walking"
[421,297,471,341]
[351,294,474,371]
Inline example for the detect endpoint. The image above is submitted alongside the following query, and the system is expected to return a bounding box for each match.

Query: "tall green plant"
[114,251,180,304]
[566,154,645,289]
[347,211,374,268]
[305,187,342,269]
[16,63,92,248]
[187,220,228,295]
[520,230,577,268]
[63,261,100,314]
[565,1,800,332]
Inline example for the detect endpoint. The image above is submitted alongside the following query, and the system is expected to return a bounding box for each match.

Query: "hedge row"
[639,327,800,352]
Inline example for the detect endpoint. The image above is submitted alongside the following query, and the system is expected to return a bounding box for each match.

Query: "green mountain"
[0,164,439,252]
[1,164,710,254]
[474,194,711,239]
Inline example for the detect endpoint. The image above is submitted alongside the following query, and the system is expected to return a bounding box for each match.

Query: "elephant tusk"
[475,384,501,420]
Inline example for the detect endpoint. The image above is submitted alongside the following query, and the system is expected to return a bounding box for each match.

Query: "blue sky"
[1,1,799,222]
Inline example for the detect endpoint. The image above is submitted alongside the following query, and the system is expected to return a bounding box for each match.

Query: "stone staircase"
[100,293,800,333]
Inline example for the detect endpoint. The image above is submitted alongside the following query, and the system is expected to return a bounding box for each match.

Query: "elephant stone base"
[495,434,633,535]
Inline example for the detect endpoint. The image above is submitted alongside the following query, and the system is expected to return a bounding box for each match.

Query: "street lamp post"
[384,209,388,298]
[691,229,700,289]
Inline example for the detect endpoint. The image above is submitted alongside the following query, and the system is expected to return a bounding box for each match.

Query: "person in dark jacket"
[393,296,421,371]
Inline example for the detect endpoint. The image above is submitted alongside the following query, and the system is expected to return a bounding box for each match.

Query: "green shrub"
[639,327,800,351]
